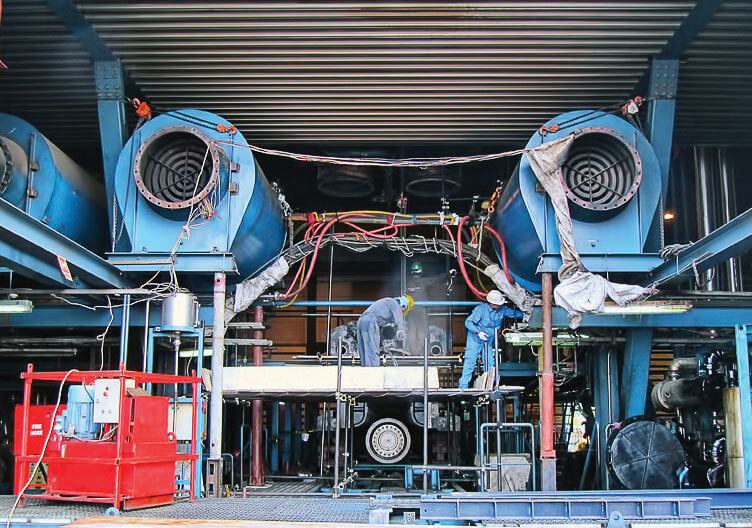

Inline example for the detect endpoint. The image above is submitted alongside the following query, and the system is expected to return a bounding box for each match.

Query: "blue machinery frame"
[145,326,205,500]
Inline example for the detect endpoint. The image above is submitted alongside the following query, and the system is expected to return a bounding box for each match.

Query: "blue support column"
[594,347,620,489]
[734,325,752,488]
[94,60,129,250]
[621,329,654,418]
[292,403,302,468]
[195,328,205,498]
[282,402,292,472]
[270,402,279,473]
[646,58,679,204]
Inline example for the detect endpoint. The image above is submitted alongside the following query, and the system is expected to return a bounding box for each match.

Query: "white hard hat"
[486,290,506,305]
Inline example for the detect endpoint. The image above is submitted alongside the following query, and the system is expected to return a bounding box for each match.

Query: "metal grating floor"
[0,496,370,524]
[1,495,752,526]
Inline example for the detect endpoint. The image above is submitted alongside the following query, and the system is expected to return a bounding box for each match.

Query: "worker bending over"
[458,289,522,388]
[357,295,413,367]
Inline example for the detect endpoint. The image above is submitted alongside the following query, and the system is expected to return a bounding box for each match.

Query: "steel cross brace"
[644,207,752,286]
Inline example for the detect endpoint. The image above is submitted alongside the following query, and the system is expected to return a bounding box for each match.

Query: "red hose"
[481,224,514,285]
[455,216,487,301]
[282,213,364,299]
[342,222,399,239]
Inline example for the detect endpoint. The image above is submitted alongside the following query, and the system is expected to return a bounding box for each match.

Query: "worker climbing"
[357,295,414,367]
[458,289,522,388]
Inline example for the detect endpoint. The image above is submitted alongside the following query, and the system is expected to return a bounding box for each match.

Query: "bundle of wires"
[276,211,513,302]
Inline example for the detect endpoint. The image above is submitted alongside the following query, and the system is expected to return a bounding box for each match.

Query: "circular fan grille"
[134,128,218,210]
[560,129,641,211]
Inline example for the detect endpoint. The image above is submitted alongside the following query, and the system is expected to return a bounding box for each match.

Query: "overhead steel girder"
[645,207,752,286]
[0,199,128,289]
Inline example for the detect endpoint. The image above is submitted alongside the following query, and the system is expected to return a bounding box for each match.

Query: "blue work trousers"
[458,335,494,388]
[356,316,381,367]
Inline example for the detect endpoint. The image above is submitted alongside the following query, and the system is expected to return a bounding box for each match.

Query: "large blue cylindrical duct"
[113,110,286,278]
[0,113,107,252]
[492,110,662,292]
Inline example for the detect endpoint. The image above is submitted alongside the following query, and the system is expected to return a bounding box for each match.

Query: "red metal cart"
[14,363,201,510]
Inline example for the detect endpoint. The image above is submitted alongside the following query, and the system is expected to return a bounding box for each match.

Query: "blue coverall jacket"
[459,303,523,388]
[357,297,405,367]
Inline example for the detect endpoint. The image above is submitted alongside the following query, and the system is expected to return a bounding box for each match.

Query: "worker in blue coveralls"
[357,295,414,367]
[458,289,523,388]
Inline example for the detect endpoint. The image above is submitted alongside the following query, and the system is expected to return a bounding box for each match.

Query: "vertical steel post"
[142,299,150,373]
[594,346,620,489]
[621,328,653,418]
[16,365,33,499]
[540,272,556,491]
[423,336,429,493]
[333,337,343,496]
[194,328,204,498]
[251,305,265,485]
[494,330,502,491]
[94,60,128,249]
[325,244,334,354]
[190,371,198,501]
[647,58,679,204]
[734,325,752,488]
[208,272,226,497]
[119,294,131,365]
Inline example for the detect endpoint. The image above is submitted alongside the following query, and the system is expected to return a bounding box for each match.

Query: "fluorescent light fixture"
[0,299,33,313]
[601,302,692,315]
[505,331,590,347]
[178,348,212,358]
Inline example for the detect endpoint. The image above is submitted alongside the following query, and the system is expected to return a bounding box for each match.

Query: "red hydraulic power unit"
[14,364,201,510]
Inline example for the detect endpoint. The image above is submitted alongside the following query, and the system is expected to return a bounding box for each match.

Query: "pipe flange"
[133,125,222,210]
[366,417,411,464]
[559,126,642,212]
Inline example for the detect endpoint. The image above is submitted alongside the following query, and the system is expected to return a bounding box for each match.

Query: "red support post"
[251,305,265,486]
[540,272,557,491]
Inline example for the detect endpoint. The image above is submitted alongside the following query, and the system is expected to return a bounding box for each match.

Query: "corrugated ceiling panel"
[675,1,752,145]
[76,1,693,144]
[1,1,749,154]
[0,1,100,161]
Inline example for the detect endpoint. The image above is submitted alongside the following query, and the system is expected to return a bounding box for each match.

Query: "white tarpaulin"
[554,271,651,328]
[224,256,289,325]
[526,134,651,326]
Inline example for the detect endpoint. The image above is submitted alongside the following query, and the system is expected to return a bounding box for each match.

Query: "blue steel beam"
[644,207,752,286]
[621,329,654,418]
[734,325,752,488]
[537,254,663,274]
[647,59,679,202]
[95,60,129,248]
[0,199,127,289]
[0,305,214,328]
[528,305,752,328]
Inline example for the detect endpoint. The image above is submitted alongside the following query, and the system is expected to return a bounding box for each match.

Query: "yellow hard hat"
[397,294,415,313]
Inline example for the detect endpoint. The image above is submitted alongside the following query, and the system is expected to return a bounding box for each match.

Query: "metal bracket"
[94,60,125,102]
[648,59,679,100]
[606,511,626,528]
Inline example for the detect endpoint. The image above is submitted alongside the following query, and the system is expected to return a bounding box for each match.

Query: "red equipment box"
[14,364,201,511]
